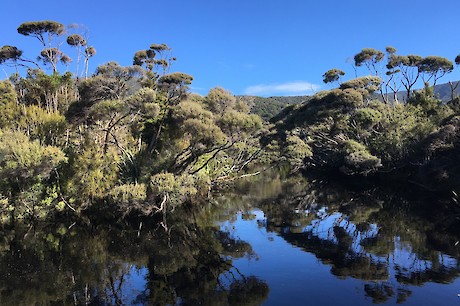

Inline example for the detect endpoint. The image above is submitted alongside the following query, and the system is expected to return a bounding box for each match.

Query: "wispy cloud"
[244,81,320,96]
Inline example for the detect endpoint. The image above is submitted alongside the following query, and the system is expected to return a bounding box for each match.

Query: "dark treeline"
[1,21,460,224]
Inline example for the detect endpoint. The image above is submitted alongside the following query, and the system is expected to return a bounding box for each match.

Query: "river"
[0,173,459,305]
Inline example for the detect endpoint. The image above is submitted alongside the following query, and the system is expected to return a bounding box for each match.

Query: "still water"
[0,175,459,305]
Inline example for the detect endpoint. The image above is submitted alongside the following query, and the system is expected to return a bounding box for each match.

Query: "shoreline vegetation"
[1,20,460,225]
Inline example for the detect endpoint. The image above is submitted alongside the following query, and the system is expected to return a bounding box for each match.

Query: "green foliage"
[0,45,23,64]
[0,81,20,129]
[149,173,198,208]
[408,82,441,112]
[0,130,66,181]
[418,56,453,85]
[284,134,312,168]
[339,76,382,98]
[341,140,381,175]
[19,105,67,145]
[158,72,193,85]
[218,110,263,135]
[172,100,213,122]
[204,87,236,113]
[66,34,86,46]
[17,20,65,38]
[367,104,434,162]
[13,69,73,112]
[108,183,147,207]
[323,68,345,84]
[354,48,384,67]
[352,108,382,128]
[66,146,119,202]
[183,118,226,147]
[89,99,124,121]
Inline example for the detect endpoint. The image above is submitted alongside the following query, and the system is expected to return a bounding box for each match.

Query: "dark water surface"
[1,174,459,305]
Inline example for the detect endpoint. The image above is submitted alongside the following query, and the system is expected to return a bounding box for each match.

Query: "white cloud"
[244,81,320,96]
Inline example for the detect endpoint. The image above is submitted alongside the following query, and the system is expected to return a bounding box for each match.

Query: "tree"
[383,46,401,103]
[322,69,345,85]
[66,34,87,78]
[0,46,22,65]
[84,46,96,79]
[354,48,388,102]
[354,48,384,76]
[133,43,175,88]
[0,45,41,70]
[0,81,20,129]
[17,20,67,73]
[418,56,453,87]
[387,54,423,100]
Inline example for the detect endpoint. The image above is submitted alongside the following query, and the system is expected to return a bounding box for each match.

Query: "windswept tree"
[0,45,41,70]
[322,69,345,85]
[354,48,385,76]
[383,46,401,102]
[387,54,423,99]
[133,43,174,88]
[418,56,453,87]
[84,46,96,79]
[147,72,193,153]
[158,72,193,104]
[354,48,387,102]
[0,46,22,65]
[66,34,87,78]
[17,20,68,73]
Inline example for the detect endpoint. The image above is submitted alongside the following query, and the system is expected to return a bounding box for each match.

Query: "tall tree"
[383,46,401,103]
[354,48,385,76]
[0,45,40,70]
[354,48,386,102]
[387,54,423,100]
[66,34,87,78]
[418,56,453,87]
[17,20,67,73]
[322,69,345,85]
[84,46,96,79]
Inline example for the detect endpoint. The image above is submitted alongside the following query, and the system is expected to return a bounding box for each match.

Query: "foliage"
[323,68,345,84]
[0,81,20,129]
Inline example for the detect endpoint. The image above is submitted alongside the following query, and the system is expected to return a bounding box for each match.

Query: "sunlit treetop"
[354,48,384,67]
[17,20,65,44]
[158,72,193,85]
[454,54,460,66]
[418,56,453,74]
[322,68,345,84]
[385,46,397,54]
[133,49,155,66]
[339,76,382,96]
[85,46,96,57]
[387,54,422,69]
[66,34,87,47]
[0,45,23,64]
[150,43,170,52]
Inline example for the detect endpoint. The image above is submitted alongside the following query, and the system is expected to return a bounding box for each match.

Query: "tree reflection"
[253,174,460,304]
[0,203,269,305]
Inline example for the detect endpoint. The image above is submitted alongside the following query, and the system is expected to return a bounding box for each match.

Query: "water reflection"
[250,174,460,304]
[0,203,268,305]
[0,173,459,305]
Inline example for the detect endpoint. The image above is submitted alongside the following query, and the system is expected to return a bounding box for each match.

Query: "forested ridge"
[1,21,460,224]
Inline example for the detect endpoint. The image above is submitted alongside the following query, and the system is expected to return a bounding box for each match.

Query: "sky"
[2,0,460,97]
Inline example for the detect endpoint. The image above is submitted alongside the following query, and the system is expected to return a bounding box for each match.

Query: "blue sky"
[2,0,460,96]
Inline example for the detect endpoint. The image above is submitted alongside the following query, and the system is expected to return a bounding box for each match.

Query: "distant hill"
[432,81,460,102]
[237,81,460,122]
[374,81,460,103]
[237,95,308,121]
